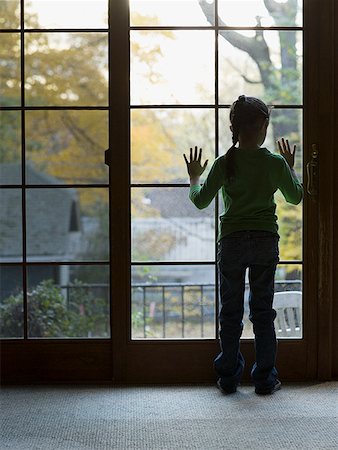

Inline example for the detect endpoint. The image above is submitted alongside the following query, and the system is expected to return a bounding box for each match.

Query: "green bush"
[0,279,109,338]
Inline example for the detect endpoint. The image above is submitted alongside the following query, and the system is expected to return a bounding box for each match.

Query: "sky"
[26,0,302,29]
[25,0,107,29]
[25,0,302,105]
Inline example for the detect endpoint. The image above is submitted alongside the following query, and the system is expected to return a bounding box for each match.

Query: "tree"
[198,0,302,263]
[199,0,301,139]
[0,2,302,266]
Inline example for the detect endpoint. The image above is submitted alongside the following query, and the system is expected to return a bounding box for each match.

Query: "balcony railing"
[131,280,302,339]
[59,279,302,339]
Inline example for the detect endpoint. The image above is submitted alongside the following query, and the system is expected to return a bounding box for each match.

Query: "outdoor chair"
[273,291,302,338]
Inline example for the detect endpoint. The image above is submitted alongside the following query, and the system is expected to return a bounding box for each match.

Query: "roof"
[146,187,214,219]
[0,163,81,259]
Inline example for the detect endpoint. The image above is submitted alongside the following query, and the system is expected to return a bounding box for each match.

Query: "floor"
[1,382,337,449]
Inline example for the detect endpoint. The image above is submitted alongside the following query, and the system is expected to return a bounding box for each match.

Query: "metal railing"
[60,280,302,339]
[132,279,302,338]
[132,283,215,338]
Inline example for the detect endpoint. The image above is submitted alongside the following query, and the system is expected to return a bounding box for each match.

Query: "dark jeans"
[214,230,280,391]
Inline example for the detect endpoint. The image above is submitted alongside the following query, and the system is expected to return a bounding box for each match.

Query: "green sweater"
[189,147,303,240]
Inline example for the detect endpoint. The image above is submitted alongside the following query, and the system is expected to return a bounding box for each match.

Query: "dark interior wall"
[333,2,338,379]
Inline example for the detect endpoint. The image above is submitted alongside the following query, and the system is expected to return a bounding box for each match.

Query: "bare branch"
[226,58,261,84]
[242,75,261,85]
[60,112,97,149]
[198,0,276,88]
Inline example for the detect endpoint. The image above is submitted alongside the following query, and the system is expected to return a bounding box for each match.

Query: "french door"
[0,0,335,383]
[110,0,331,383]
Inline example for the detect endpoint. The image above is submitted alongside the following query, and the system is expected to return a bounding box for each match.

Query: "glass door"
[0,0,113,382]
[124,0,318,382]
[0,0,323,384]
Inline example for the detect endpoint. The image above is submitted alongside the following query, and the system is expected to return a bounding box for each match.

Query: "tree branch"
[264,0,298,26]
[226,58,261,84]
[198,0,276,89]
[60,112,97,149]
[242,74,261,85]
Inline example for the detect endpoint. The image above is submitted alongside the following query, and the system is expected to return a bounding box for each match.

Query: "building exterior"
[0,163,82,300]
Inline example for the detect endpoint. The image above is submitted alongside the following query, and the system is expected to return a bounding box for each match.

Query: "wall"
[333,0,338,379]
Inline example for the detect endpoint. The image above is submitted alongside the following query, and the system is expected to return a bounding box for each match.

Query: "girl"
[183,95,303,395]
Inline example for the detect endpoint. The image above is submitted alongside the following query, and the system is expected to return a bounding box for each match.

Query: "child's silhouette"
[184,95,303,395]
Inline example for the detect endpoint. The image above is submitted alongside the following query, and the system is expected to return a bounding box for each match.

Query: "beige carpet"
[1,382,337,449]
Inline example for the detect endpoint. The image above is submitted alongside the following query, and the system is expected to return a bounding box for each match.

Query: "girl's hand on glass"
[277,138,296,169]
[183,146,208,178]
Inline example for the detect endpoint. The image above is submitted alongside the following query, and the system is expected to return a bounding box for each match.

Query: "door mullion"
[108,0,131,382]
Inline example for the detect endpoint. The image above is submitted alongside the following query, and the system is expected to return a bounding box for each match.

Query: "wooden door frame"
[333,0,338,380]
[1,0,336,385]
[315,0,336,380]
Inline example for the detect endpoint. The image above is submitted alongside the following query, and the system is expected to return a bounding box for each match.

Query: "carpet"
[1,382,337,449]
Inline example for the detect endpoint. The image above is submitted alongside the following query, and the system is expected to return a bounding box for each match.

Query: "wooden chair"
[273,291,302,338]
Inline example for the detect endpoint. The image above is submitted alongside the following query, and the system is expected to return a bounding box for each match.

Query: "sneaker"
[255,379,282,395]
[217,378,237,394]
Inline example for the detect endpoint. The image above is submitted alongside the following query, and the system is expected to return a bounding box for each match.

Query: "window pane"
[25,33,108,106]
[131,30,214,105]
[0,33,21,106]
[274,264,302,338]
[132,188,215,262]
[241,264,302,338]
[0,111,21,183]
[0,189,22,262]
[132,264,215,338]
[27,264,110,338]
[0,265,23,338]
[130,0,215,27]
[275,195,302,261]
[271,110,303,260]
[24,0,108,29]
[219,31,302,105]
[0,0,20,29]
[131,108,215,184]
[26,110,108,184]
[218,0,302,27]
[26,188,109,262]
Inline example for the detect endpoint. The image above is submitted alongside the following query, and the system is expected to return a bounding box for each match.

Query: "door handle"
[104,148,111,166]
[306,144,318,198]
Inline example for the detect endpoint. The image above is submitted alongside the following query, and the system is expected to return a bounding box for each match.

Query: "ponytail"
[224,119,239,182]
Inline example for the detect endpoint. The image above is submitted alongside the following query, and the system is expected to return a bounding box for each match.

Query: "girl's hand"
[183,146,208,178]
[277,138,296,169]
